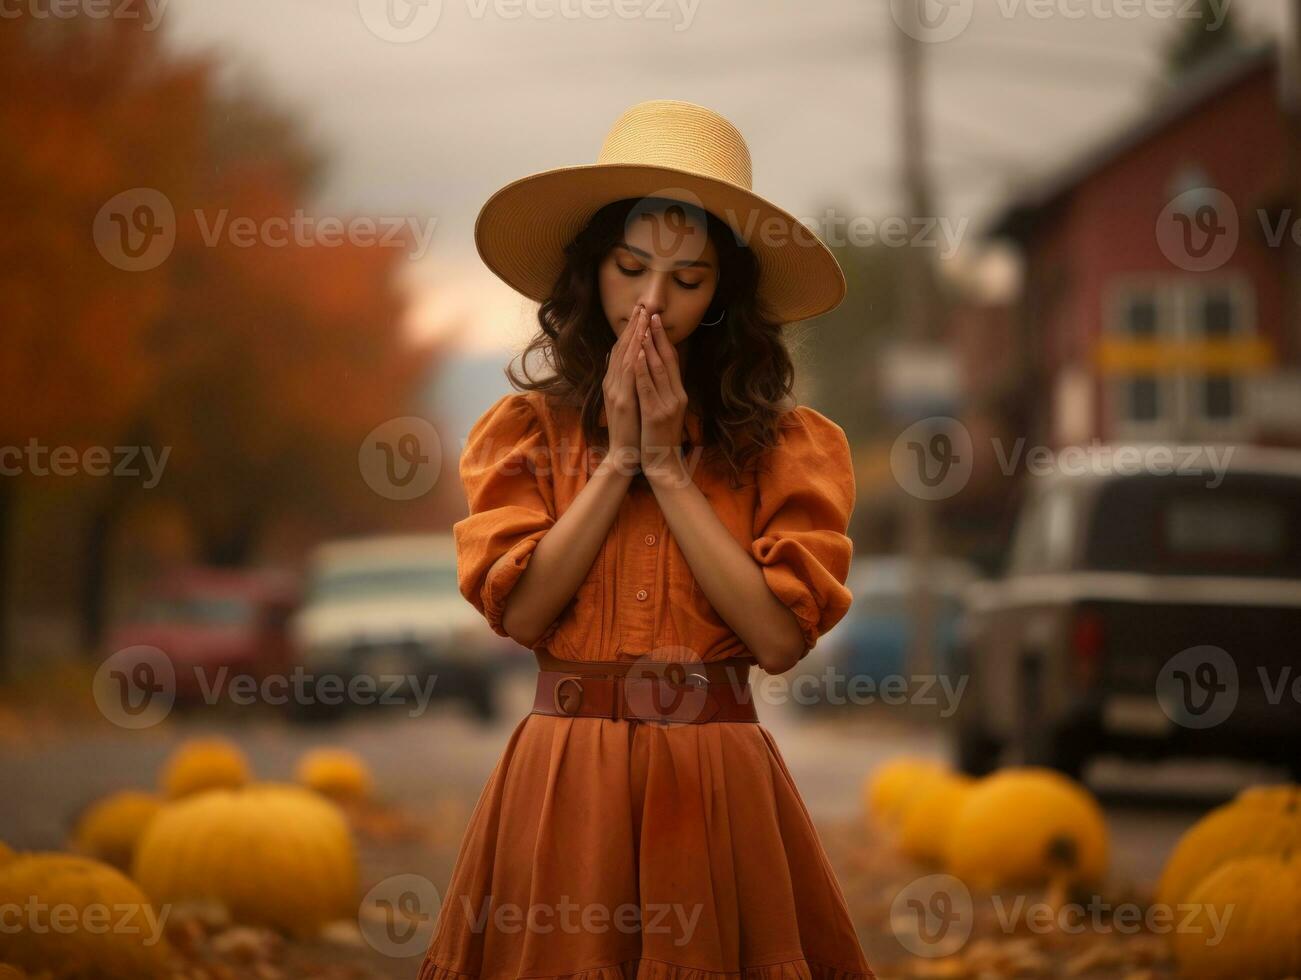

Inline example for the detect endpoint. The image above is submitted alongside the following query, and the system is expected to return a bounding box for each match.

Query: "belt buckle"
[668,671,710,724]
[553,675,584,716]
[652,661,708,688]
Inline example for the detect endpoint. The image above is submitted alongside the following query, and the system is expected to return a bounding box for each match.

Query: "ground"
[0,663,1275,979]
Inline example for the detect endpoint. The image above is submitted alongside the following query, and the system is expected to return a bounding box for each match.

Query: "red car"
[103,566,300,704]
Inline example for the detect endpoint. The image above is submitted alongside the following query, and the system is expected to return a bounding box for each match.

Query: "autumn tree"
[0,4,440,670]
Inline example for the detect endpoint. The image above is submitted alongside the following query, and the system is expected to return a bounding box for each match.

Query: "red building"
[989,42,1301,450]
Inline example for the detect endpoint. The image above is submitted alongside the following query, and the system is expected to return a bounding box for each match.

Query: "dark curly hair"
[505,196,799,487]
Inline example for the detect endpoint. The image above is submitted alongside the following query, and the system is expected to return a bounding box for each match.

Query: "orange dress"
[419,391,875,980]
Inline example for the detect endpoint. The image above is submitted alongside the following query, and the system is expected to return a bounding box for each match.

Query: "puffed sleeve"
[750,406,856,659]
[452,392,559,642]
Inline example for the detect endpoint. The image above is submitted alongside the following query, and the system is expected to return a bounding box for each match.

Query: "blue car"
[794,555,980,710]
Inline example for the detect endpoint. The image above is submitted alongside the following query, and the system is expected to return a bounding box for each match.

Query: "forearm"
[499,450,635,647]
[645,461,805,674]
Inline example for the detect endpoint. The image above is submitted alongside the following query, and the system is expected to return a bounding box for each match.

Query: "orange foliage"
[0,5,442,565]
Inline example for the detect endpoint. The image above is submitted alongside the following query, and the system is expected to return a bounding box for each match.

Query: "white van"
[288,533,515,722]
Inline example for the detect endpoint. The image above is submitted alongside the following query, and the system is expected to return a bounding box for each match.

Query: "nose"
[637,275,669,318]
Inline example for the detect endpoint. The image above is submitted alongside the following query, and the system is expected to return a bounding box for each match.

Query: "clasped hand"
[601,304,688,482]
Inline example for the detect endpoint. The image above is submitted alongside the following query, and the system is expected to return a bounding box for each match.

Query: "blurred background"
[3,1,1301,978]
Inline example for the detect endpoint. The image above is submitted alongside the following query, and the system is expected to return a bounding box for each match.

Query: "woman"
[419,99,874,980]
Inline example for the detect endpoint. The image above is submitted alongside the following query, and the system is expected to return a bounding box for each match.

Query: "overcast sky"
[160,0,1293,355]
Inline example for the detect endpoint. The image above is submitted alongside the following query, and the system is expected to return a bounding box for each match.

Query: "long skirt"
[417,709,877,980]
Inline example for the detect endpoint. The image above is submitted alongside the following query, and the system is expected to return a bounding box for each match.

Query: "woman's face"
[598,207,719,348]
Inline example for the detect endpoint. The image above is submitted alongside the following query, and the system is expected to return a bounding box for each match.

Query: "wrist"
[596,446,640,481]
[643,449,692,490]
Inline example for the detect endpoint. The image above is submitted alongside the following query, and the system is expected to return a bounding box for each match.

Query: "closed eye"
[616,263,702,290]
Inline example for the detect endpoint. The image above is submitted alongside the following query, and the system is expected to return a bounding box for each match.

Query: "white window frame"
[1102,274,1254,440]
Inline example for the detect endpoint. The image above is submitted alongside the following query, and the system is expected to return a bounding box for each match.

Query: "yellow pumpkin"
[295,748,374,803]
[132,783,357,937]
[944,767,1109,889]
[1156,791,1301,910]
[898,772,976,866]
[1172,853,1301,980]
[159,737,251,799]
[71,791,163,871]
[862,756,951,829]
[0,853,170,979]
[1234,783,1301,810]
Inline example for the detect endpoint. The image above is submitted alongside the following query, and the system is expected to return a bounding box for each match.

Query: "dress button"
[635,589,648,601]
[644,533,656,546]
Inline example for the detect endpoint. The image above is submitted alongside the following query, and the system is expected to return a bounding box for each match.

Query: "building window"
[1108,286,1170,432]
[1125,295,1159,337]
[1127,376,1161,422]
[1185,281,1249,424]
[1199,287,1236,338]
[1105,277,1254,435]
[1201,375,1235,420]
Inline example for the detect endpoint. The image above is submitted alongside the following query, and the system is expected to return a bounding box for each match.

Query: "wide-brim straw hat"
[474,99,846,324]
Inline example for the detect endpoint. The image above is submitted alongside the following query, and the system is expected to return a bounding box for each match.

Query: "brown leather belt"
[530,650,760,724]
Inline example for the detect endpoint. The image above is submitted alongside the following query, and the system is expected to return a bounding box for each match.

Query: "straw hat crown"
[474,99,845,324]
[597,100,753,189]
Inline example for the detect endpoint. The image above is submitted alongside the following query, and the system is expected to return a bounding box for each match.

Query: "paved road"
[3,665,1275,869]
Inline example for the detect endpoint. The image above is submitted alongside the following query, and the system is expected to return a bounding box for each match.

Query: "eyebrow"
[616,242,714,270]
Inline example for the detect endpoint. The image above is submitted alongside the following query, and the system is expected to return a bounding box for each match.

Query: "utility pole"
[1287,0,1301,365]
[894,1,939,680]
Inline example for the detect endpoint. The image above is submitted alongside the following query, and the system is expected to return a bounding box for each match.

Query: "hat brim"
[474,163,846,324]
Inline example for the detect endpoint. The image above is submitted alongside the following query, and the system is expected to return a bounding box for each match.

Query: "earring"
[699,306,725,327]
